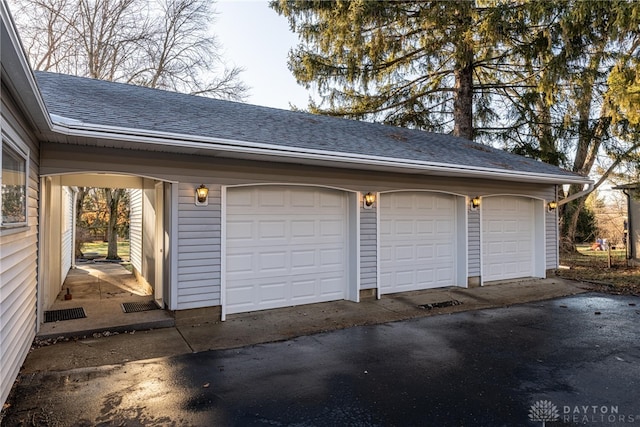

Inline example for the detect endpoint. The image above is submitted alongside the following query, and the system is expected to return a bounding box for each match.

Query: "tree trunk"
[452,5,474,141]
[562,197,587,253]
[104,189,123,260]
[74,187,88,258]
[453,63,474,140]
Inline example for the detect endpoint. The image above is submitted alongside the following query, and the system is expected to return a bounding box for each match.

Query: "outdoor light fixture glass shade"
[364,192,376,207]
[195,184,209,205]
[548,201,558,211]
[471,197,481,209]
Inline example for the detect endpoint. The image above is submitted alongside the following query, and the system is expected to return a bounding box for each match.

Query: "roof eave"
[50,119,591,185]
[1,3,53,132]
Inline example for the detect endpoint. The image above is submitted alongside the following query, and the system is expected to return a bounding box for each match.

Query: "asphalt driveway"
[3,292,640,426]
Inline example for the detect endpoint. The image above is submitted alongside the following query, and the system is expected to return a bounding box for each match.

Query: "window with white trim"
[1,140,28,226]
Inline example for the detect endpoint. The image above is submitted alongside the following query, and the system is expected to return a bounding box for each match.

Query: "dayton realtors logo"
[529,400,639,425]
[529,400,560,426]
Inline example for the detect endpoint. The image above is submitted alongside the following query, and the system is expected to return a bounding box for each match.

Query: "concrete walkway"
[39,262,174,339]
[24,275,590,374]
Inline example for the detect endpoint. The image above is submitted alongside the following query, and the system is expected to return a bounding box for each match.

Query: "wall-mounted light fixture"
[364,192,376,209]
[195,184,209,206]
[470,196,481,210]
[547,200,558,212]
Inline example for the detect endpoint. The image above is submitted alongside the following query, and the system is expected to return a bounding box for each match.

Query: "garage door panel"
[435,220,452,234]
[290,191,315,207]
[291,220,315,237]
[436,267,454,282]
[320,277,344,295]
[291,251,315,269]
[396,220,415,235]
[291,280,316,300]
[416,220,434,235]
[259,221,286,239]
[416,244,435,260]
[259,281,288,303]
[380,192,458,294]
[437,243,454,258]
[320,220,343,237]
[395,245,415,261]
[320,248,344,267]
[227,221,254,239]
[226,186,348,314]
[258,190,285,207]
[258,251,287,272]
[227,253,254,273]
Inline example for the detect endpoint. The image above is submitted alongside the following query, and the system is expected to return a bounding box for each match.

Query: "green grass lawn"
[81,240,130,261]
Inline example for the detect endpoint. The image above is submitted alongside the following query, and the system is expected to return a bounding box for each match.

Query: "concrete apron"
[24,275,589,374]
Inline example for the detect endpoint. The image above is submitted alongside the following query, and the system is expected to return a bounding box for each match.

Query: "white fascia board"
[49,118,592,186]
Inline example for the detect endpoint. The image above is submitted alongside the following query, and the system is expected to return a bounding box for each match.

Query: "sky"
[214,1,313,110]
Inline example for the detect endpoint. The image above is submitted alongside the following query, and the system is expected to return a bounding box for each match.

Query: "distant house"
[1,3,591,406]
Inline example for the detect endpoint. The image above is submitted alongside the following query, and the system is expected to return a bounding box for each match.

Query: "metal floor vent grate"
[122,301,160,313]
[44,307,87,323]
[419,300,463,310]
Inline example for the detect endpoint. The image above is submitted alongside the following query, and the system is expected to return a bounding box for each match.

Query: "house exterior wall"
[60,186,74,283]
[546,199,559,273]
[40,144,562,311]
[41,176,63,307]
[359,205,377,291]
[129,188,143,274]
[176,182,221,309]
[0,84,40,407]
[467,209,481,284]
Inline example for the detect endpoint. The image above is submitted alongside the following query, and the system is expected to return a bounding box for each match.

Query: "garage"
[379,192,460,294]
[225,186,350,315]
[481,196,536,282]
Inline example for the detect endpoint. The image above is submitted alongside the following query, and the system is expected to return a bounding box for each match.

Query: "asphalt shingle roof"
[35,71,583,180]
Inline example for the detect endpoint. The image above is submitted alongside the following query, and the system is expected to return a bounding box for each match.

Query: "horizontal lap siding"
[1,91,39,407]
[60,187,73,282]
[544,188,559,270]
[176,183,221,309]
[129,189,143,273]
[468,209,481,277]
[360,205,377,290]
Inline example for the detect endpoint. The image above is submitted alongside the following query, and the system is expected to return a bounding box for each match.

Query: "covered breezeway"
[37,172,175,335]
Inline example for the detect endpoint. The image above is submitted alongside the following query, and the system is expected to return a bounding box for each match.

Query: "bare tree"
[8,0,249,262]
[9,0,248,100]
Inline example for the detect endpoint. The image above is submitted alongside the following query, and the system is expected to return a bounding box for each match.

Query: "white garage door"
[225,186,348,314]
[482,196,534,282]
[380,192,457,294]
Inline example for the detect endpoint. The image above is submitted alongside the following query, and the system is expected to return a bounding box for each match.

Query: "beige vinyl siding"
[176,182,221,309]
[60,186,73,282]
[546,208,558,270]
[544,187,559,271]
[1,87,39,407]
[129,188,143,273]
[360,201,377,290]
[468,209,481,277]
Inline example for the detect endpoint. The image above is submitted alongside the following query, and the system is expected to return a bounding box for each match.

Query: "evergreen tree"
[273,0,640,250]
